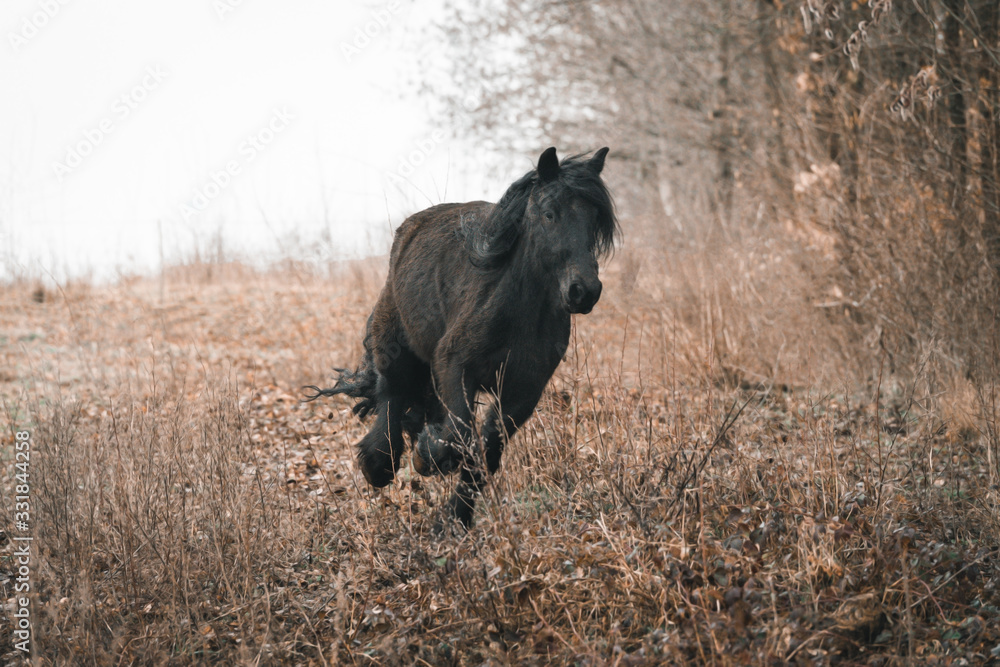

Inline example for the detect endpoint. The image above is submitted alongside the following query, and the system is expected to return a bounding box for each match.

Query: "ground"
[0,258,998,665]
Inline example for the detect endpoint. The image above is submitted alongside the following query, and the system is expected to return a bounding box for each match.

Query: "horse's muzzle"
[565,278,602,314]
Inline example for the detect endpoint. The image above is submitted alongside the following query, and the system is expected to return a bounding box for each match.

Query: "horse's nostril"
[569,282,585,304]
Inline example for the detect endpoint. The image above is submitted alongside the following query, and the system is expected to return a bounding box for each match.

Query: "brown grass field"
[1,243,999,665]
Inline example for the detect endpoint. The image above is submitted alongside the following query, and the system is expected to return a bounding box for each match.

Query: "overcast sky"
[0,0,506,281]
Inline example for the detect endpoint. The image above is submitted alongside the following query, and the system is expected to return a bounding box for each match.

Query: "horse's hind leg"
[355,286,430,487]
[356,381,405,488]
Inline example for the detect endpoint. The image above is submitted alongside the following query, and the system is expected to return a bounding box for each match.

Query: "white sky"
[0,0,508,281]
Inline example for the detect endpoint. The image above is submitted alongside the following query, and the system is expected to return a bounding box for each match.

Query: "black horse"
[306,147,618,528]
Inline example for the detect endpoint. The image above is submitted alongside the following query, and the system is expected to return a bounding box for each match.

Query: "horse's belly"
[391,263,478,366]
[391,303,437,363]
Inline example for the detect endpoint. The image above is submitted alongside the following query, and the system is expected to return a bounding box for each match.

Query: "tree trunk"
[714,0,735,219]
[756,0,793,196]
[977,0,1000,275]
[943,0,968,195]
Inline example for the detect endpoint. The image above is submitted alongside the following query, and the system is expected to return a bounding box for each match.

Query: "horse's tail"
[302,349,379,419]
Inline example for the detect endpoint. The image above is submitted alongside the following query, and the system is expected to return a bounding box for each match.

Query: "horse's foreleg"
[445,466,485,529]
[443,392,542,529]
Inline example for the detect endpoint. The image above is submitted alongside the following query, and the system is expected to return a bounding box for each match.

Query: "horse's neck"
[503,237,565,319]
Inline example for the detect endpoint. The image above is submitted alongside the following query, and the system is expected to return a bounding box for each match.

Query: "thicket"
[430,0,1000,394]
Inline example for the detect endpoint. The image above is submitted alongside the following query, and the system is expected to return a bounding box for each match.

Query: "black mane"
[463,150,619,269]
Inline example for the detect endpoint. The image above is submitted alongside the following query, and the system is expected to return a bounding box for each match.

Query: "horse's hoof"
[413,443,435,476]
[432,511,470,537]
[358,448,395,488]
[360,460,395,488]
[414,427,442,476]
[446,493,476,529]
[415,426,462,477]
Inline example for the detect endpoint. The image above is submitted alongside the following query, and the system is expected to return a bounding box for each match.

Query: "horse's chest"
[498,317,569,375]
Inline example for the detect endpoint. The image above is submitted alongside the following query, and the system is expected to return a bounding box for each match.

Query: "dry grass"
[1,241,999,665]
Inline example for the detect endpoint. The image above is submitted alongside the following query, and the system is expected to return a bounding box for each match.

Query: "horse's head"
[463,146,618,313]
[525,147,617,314]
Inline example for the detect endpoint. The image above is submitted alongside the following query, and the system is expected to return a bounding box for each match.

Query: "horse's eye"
[544,210,555,221]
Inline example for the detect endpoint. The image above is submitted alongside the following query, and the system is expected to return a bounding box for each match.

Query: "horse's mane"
[462,151,619,269]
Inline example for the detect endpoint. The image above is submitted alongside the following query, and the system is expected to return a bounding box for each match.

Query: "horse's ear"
[537,147,560,182]
[589,147,610,175]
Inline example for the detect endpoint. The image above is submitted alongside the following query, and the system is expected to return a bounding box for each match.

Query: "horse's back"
[385,200,493,361]
[389,201,490,267]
